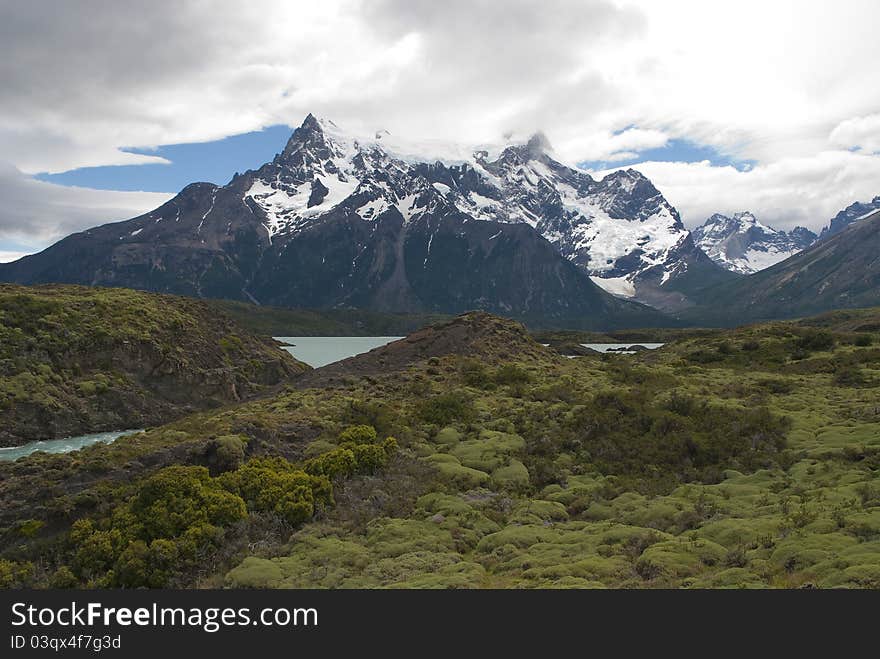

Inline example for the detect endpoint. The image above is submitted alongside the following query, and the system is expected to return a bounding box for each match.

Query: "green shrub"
[756,378,794,394]
[305,436,397,479]
[494,364,531,386]
[687,350,724,364]
[460,359,493,388]
[664,392,698,416]
[833,365,868,387]
[425,454,489,488]
[342,400,395,436]
[49,566,79,589]
[794,330,835,353]
[219,334,243,353]
[220,459,331,525]
[492,460,531,490]
[418,391,475,425]
[854,334,873,347]
[0,559,34,588]
[132,466,247,539]
[211,434,247,472]
[339,424,378,445]
[17,518,45,538]
[435,426,463,447]
[305,448,357,478]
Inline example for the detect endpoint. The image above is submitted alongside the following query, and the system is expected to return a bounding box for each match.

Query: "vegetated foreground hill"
[294,311,551,387]
[0,284,307,446]
[685,210,880,325]
[1,309,878,589]
[793,306,880,333]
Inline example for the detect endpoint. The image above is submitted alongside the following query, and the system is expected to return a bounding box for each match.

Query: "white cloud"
[0,251,31,264]
[574,127,670,162]
[830,114,880,154]
[0,162,173,250]
[616,150,880,231]
[0,0,878,238]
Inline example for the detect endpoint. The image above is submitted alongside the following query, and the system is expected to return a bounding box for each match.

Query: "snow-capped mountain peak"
[732,211,758,227]
[240,114,727,307]
[693,212,817,275]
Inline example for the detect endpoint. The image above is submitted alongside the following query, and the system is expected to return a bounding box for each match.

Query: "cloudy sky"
[1,0,879,260]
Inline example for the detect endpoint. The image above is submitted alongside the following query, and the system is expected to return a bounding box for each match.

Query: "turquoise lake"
[275,336,404,367]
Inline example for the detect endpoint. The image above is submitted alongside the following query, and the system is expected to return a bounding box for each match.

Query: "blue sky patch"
[38,124,294,192]
[580,138,756,172]
[0,237,41,259]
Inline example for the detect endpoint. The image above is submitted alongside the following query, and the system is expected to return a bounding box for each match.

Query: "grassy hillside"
[0,285,307,446]
[793,307,880,333]
[1,310,878,588]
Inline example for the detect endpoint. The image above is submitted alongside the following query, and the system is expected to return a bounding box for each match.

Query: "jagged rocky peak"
[592,169,677,222]
[249,116,730,306]
[279,113,332,160]
[596,169,661,205]
[0,111,721,317]
[693,211,817,275]
[604,167,650,187]
[819,195,880,241]
[699,211,758,234]
[788,226,817,243]
[731,211,758,226]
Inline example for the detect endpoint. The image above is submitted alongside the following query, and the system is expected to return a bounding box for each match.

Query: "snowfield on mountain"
[693,212,817,275]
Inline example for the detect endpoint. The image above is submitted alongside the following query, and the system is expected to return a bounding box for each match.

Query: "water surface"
[275,336,403,368]
[0,429,142,462]
[581,343,665,354]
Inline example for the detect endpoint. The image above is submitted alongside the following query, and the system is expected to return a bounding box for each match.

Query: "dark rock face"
[0,115,679,328]
[818,196,880,241]
[307,179,330,207]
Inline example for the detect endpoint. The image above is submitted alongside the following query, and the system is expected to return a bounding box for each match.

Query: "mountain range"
[1,113,878,328]
[693,212,817,275]
[686,208,880,323]
[0,115,681,329]
[818,196,880,241]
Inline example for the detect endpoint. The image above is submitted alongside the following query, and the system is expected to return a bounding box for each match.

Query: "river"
[0,429,142,462]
